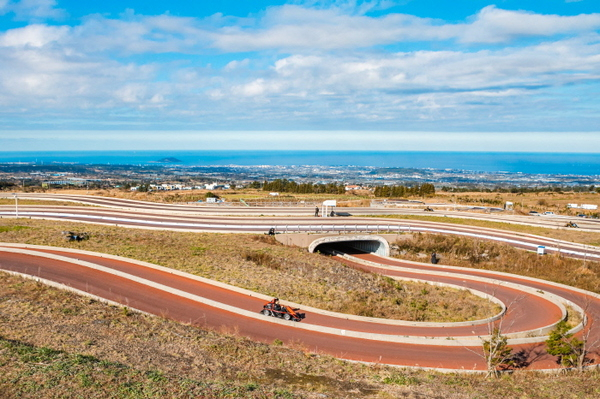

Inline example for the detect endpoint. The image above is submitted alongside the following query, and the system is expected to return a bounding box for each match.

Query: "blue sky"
[1,0,599,152]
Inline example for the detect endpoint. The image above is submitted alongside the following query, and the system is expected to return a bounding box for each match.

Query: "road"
[2,243,592,371]
[1,193,600,371]
[1,204,599,260]
[4,193,600,231]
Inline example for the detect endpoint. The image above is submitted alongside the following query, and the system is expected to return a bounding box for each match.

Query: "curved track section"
[1,243,598,371]
[4,193,600,231]
[1,205,599,260]
[1,194,600,371]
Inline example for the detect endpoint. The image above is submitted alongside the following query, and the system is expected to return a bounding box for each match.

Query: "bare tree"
[547,298,599,372]
[464,289,527,378]
[481,325,514,377]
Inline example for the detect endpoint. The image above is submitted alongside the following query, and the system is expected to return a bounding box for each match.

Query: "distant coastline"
[0,150,599,176]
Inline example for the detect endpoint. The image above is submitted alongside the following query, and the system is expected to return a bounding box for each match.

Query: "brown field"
[3,273,600,399]
[392,233,600,294]
[373,214,600,246]
[2,195,600,397]
[43,187,599,211]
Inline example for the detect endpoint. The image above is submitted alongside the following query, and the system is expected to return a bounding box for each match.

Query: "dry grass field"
[374,213,600,247]
[44,187,599,214]
[3,273,600,399]
[0,219,497,322]
[392,233,600,294]
[2,196,600,397]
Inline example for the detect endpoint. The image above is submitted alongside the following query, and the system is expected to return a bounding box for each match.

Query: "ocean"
[1,151,599,176]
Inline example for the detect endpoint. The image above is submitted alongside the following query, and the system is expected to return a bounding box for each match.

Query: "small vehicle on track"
[261,298,305,322]
[565,221,579,228]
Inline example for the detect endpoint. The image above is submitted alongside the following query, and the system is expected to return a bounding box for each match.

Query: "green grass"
[0,225,30,233]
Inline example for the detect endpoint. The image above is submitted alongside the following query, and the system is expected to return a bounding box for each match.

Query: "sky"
[1,0,599,152]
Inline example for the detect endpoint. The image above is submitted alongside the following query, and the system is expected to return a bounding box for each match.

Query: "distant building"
[205,183,230,190]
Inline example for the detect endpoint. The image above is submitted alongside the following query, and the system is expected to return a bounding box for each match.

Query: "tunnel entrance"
[308,235,390,257]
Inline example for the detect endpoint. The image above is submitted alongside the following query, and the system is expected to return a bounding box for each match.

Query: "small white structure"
[322,200,337,217]
[504,201,514,210]
[537,246,546,255]
[567,204,598,210]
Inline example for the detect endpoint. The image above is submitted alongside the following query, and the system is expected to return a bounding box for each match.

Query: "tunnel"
[308,235,390,257]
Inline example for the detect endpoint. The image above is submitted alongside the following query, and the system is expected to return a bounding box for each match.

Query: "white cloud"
[2,5,595,56]
[0,24,68,47]
[208,5,600,51]
[70,13,210,55]
[460,6,600,43]
[2,0,65,21]
[211,5,449,51]
[0,4,598,133]
[228,37,600,98]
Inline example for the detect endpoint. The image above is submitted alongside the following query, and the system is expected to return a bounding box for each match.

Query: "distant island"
[154,157,182,163]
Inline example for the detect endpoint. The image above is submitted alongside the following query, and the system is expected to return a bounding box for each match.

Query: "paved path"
[1,193,600,371]
[1,243,598,371]
[4,193,600,231]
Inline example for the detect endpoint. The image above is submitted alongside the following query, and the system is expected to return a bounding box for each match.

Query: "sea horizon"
[1,150,599,176]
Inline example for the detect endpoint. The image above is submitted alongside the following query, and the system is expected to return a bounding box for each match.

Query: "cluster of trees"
[481,319,592,377]
[0,181,16,190]
[441,185,600,194]
[373,183,435,198]
[251,179,347,194]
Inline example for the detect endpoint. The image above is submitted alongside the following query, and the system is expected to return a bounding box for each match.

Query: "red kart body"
[261,299,305,322]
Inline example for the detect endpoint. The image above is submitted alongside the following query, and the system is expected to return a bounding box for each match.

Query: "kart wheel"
[262,309,271,316]
[283,313,291,321]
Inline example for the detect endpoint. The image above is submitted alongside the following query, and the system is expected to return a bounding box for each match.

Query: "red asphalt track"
[1,244,597,371]
[1,194,600,371]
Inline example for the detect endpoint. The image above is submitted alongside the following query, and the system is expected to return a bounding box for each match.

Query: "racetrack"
[4,192,600,231]
[1,193,599,371]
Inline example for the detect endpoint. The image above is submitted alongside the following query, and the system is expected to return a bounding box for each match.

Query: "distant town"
[1,161,599,193]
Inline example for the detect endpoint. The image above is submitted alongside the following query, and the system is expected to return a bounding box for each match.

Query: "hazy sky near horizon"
[1,0,599,152]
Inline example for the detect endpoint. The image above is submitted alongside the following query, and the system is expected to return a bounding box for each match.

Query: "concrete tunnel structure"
[307,235,391,257]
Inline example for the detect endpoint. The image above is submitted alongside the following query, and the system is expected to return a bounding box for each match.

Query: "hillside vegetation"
[1,217,600,398]
[0,219,497,322]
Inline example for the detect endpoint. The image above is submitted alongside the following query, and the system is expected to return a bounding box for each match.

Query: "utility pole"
[13,193,18,218]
